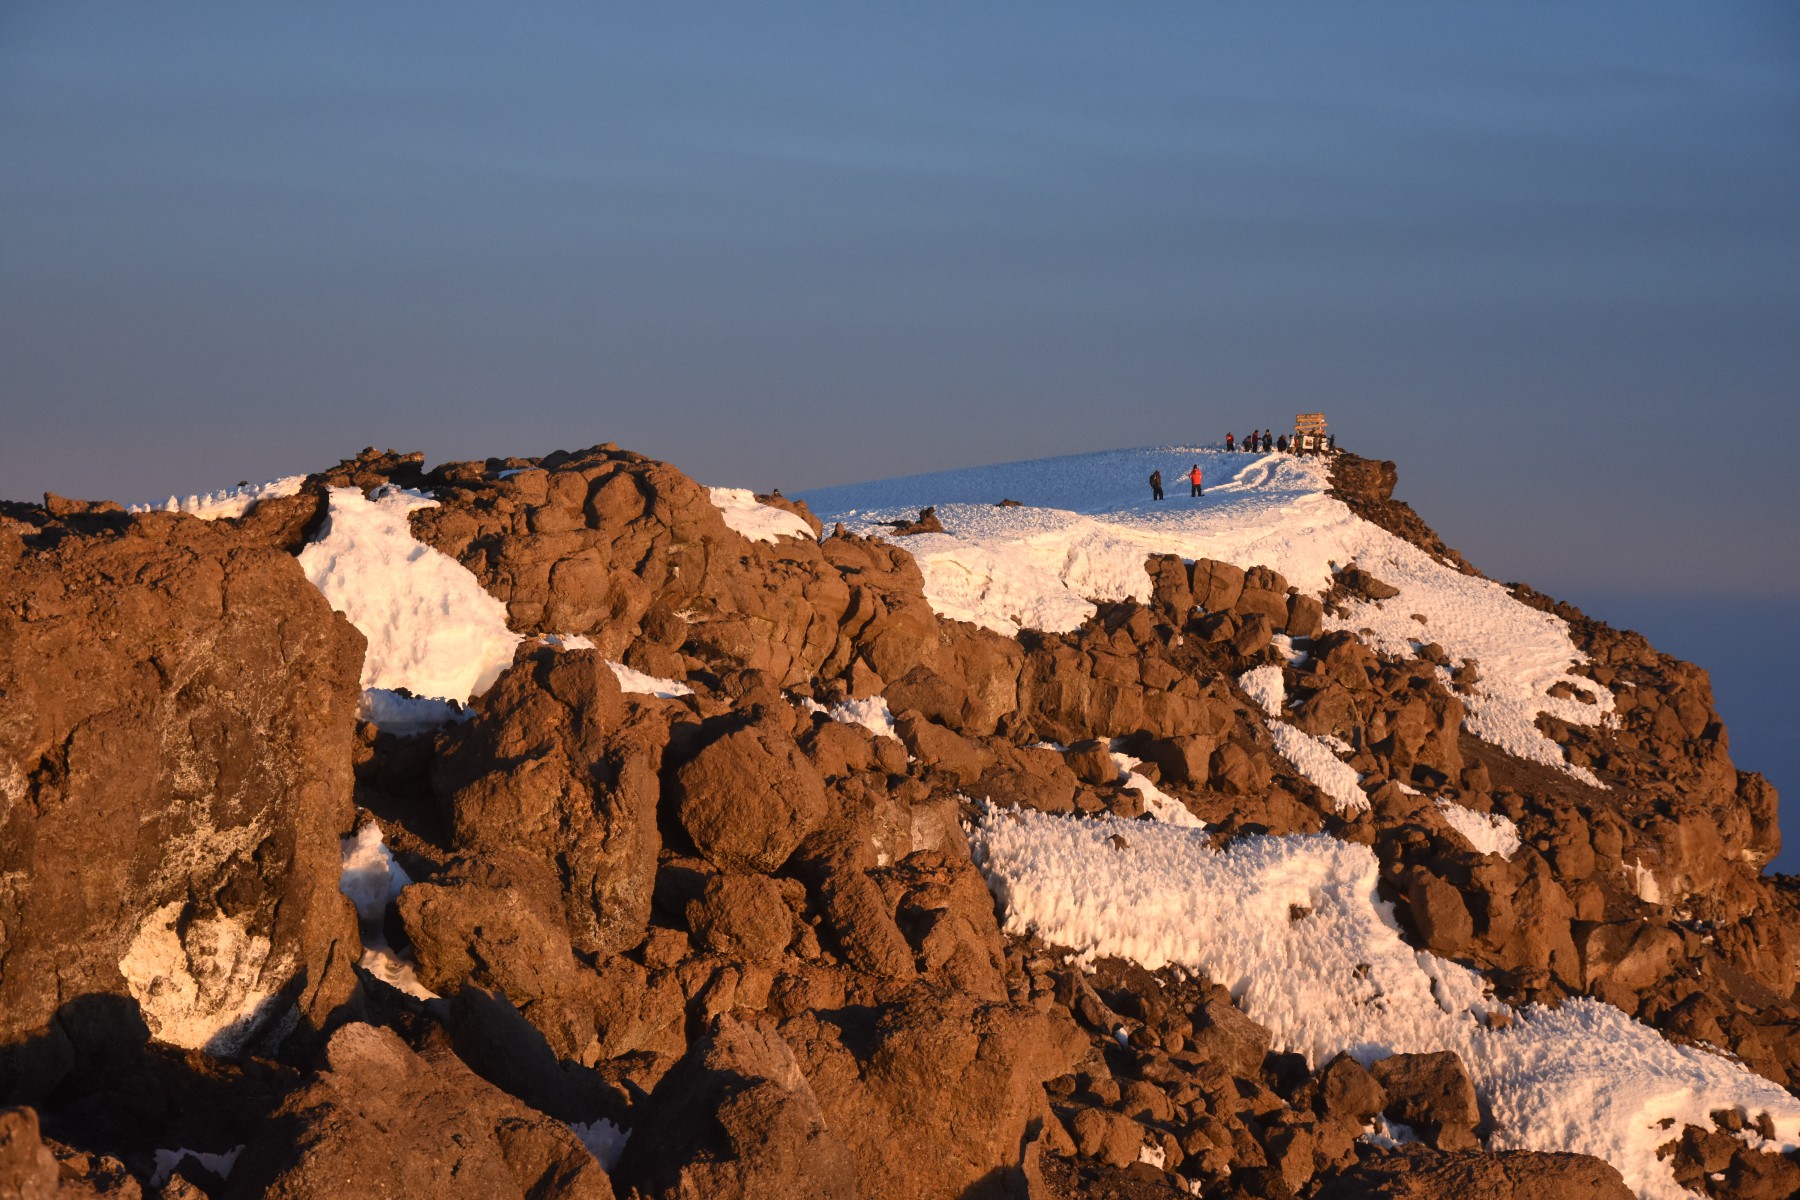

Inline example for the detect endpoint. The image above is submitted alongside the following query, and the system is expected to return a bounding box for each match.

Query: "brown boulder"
[675,717,829,873]
[1190,559,1246,612]
[1315,1145,1632,1199]
[1407,872,1476,958]
[616,1013,855,1200]
[687,874,796,962]
[1065,739,1121,786]
[1188,995,1272,1078]
[1316,1054,1387,1126]
[0,1108,62,1200]
[432,648,665,959]
[227,1023,614,1200]
[1368,1051,1480,1151]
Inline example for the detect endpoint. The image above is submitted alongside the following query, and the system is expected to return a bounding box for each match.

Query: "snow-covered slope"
[805,446,1607,784]
[973,805,1800,1200]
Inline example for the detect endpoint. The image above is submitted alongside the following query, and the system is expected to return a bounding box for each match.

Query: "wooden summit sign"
[1294,413,1328,436]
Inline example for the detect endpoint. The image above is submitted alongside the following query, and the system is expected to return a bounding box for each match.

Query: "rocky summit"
[0,442,1795,1200]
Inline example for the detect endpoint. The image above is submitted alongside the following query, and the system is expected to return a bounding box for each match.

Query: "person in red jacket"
[1225,432,1235,452]
[1188,464,1203,497]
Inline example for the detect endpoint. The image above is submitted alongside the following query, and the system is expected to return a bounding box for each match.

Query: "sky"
[3,3,1797,855]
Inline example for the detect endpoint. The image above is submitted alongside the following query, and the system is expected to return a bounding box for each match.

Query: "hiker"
[1328,434,1336,452]
[1277,434,1288,453]
[1262,431,1272,452]
[1149,469,1164,501]
[1188,464,1203,497]
[1248,429,1260,453]
[1225,432,1235,452]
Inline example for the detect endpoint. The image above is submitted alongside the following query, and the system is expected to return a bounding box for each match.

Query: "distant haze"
[3,4,1795,851]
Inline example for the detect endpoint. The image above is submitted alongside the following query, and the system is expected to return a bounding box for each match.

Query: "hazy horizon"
[3,4,1794,856]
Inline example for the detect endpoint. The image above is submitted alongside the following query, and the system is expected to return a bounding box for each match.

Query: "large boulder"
[430,647,666,959]
[225,1023,613,1200]
[1368,1051,1480,1152]
[1315,1145,1632,1199]
[674,715,828,873]
[0,513,364,1089]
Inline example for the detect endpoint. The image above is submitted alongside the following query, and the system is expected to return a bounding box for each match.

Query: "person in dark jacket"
[1188,464,1203,497]
[1262,431,1272,451]
[1149,469,1164,501]
[1277,434,1288,453]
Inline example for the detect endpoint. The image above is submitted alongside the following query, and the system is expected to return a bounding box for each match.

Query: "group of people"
[1146,430,1339,501]
[1223,430,1335,454]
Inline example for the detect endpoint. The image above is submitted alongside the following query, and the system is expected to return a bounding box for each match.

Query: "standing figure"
[1188,464,1204,497]
[1149,469,1164,501]
[1225,432,1235,452]
[1262,431,1272,451]
[1248,429,1260,453]
[1277,434,1288,453]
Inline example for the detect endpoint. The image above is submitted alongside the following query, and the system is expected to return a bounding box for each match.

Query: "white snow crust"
[1109,750,1206,828]
[298,487,522,703]
[337,823,437,1001]
[1238,665,1368,814]
[119,902,291,1055]
[357,689,470,734]
[971,806,1800,1200]
[807,447,1607,784]
[131,475,307,520]
[569,1118,631,1170]
[1436,799,1523,860]
[828,695,900,740]
[149,1146,242,1188]
[707,487,816,543]
[608,661,695,699]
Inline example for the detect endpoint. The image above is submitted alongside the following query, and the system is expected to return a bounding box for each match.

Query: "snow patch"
[1436,800,1522,860]
[131,475,307,521]
[119,902,291,1055]
[298,487,521,703]
[337,822,437,1001]
[707,487,816,543]
[149,1146,242,1189]
[970,807,1800,1200]
[1110,751,1206,828]
[357,689,469,734]
[1239,665,1286,719]
[569,1118,630,1171]
[608,661,694,699]
[828,695,899,740]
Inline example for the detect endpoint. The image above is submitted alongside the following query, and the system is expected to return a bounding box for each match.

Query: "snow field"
[806,447,1608,785]
[298,487,522,703]
[970,806,1800,1200]
[707,486,817,543]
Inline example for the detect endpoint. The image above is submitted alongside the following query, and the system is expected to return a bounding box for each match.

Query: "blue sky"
[3,3,1797,854]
